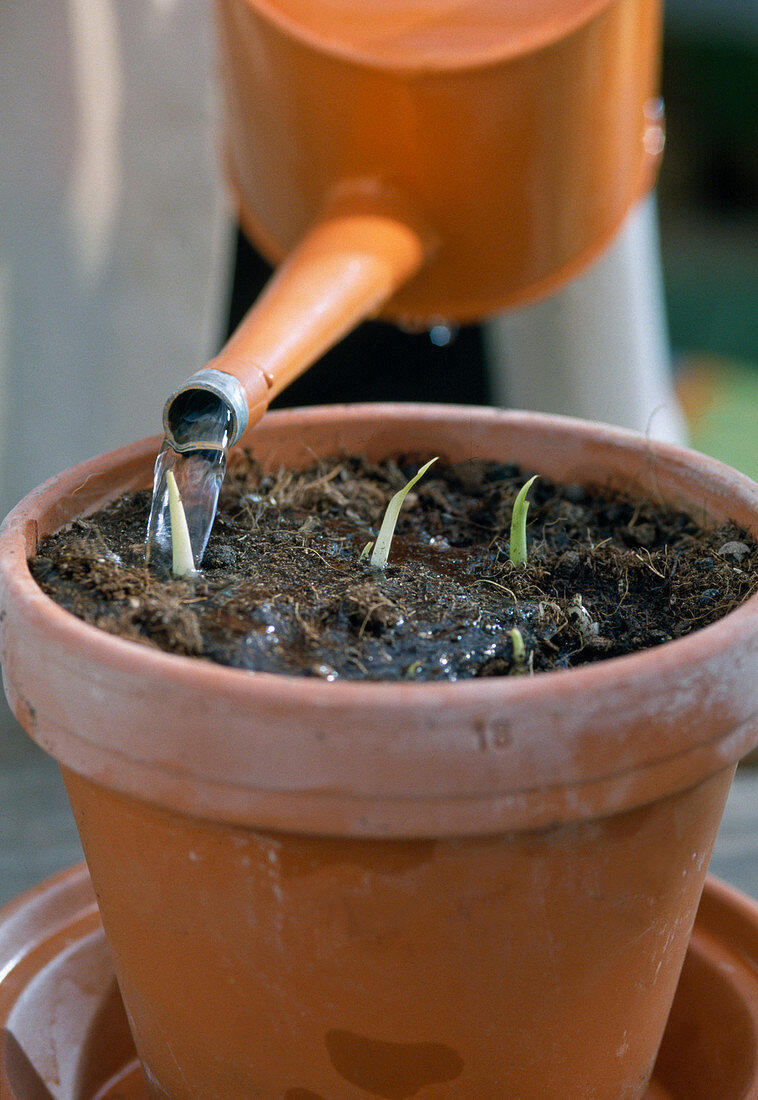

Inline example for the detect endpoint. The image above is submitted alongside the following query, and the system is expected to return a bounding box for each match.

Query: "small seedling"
[369,458,438,570]
[166,469,196,577]
[509,627,526,664]
[509,475,538,567]
[508,626,532,675]
[567,594,599,641]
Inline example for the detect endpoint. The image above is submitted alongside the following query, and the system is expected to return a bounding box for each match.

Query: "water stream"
[145,395,232,571]
[146,319,455,571]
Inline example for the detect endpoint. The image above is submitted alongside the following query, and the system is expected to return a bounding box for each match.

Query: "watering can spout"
[163,209,427,447]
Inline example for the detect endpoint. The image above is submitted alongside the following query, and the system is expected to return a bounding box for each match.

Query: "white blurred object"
[0,0,232,517]
[484,196,688,445]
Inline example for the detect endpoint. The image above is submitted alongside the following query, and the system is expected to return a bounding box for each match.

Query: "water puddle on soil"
[145,395,232,571]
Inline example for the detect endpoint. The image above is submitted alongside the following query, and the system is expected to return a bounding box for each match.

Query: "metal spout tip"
[163,368,249,449]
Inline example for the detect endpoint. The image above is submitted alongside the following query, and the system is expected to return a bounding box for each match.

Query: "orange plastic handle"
[203,211,427,439]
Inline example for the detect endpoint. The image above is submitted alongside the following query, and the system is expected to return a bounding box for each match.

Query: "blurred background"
[0,0,757,905]
[661,0,758,479]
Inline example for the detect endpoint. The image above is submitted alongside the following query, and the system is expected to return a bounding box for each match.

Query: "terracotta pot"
[1,405,757,1099]
[4,866,758,1100]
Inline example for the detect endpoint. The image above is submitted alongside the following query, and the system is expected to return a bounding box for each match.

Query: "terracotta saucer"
[1,865,757,1099]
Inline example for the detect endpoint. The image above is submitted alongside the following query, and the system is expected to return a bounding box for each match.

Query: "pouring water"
[146,391,232,570]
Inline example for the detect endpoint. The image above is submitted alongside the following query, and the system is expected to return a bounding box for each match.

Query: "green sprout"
[369,458,438,570]
[509,475,538,567]
[509,627,526,664]
[166,469,196,577]
[509,627,533,675]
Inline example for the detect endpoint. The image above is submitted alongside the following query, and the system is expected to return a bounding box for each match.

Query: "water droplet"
[643,96,665,156]
[429,322,457,347]
[312,663,338,681]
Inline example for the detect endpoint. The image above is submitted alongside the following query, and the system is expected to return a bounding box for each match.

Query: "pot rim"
[2,404,757,836]
[5,402,756,702]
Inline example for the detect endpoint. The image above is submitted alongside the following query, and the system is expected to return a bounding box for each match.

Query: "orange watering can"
[164,0,664,447]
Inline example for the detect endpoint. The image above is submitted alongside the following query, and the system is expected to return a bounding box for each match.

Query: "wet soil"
[30,453,756,681]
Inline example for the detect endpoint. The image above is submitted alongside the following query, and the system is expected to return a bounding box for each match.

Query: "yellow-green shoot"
[509,627,526,664]
[166,469,196,577]
[509,475,538,567]
[509,626,532,675]
[368,458,438,570]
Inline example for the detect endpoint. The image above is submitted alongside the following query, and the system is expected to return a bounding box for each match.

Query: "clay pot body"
[5,867,758,1100]
[2,405,758,1098]
[213,0,664,321]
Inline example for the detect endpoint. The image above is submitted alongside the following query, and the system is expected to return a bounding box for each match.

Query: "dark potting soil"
[30,452,756,681]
